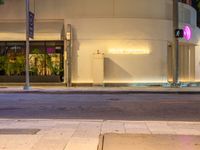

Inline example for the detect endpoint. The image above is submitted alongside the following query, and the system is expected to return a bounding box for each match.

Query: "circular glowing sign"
[183,25,192,41]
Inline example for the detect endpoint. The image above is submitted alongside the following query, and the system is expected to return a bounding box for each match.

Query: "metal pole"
[172,0,179,87]
[24,0,30,90]
[66,24,72,87]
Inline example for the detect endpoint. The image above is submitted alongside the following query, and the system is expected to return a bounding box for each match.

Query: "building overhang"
[0,19,65,41]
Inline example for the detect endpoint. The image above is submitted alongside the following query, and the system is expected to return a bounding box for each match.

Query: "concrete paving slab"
[168,122,200,129]
[124,122,151,134]
[31,126,77,150]
[101,121,125,134]
[146,122,176,134]
[64,122,101,150]
[72,122,101,138]
[0,135,40,150]
[0,120,200,150]
[99,133,200,150]
[64,137,99,150]
[168,122,200,135]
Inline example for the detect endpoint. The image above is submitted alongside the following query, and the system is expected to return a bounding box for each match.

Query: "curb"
[1,90,200,94]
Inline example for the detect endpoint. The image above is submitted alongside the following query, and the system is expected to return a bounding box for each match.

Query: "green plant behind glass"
[0,56,7,74]
[15,56,25,75]
[0,55,25,75]
[46,54,63,75]
[30,48,62,76]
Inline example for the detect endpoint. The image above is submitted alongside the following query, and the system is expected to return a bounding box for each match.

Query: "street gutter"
[1,89,200,94]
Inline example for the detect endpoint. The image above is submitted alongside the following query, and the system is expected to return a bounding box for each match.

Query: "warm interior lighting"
[72,80,167,84]
[108,48,150,55]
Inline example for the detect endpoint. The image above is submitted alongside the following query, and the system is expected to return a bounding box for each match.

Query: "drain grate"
[0,129,40,135]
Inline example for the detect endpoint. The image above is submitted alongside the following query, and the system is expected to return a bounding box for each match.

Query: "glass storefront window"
[0,42,25,76]
[0,41,64,80]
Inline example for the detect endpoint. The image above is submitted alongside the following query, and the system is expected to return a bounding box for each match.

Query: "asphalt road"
[0,93,200,121]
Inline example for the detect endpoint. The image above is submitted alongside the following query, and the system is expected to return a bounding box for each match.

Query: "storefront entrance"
[0,41,64,82]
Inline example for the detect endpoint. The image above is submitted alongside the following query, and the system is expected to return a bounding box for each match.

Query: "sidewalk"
[0,119,200,150]
[1,86,200,94]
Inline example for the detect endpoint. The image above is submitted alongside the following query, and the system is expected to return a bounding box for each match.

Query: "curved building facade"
[0,0,200,85]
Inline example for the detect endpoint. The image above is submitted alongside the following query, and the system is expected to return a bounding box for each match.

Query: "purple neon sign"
[183,25,192,41]
[47,47,55,53]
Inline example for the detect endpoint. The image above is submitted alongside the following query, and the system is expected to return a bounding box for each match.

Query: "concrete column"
[64,39,67,85]
[66,24,72,87]
[172,0,180,86]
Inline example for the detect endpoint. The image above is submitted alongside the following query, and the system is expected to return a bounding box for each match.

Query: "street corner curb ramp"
[98,133,200,150]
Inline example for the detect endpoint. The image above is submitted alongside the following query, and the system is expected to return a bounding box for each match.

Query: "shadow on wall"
[104,57,132,82]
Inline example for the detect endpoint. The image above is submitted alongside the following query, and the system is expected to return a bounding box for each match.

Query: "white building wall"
[0,0,199,83]
[67,18,172,83]
[195,28,200,81]
[0,0,172,19]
